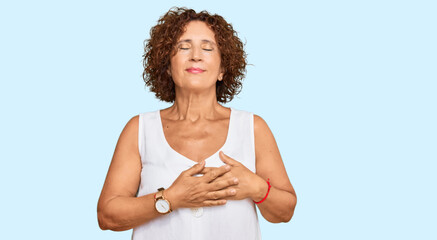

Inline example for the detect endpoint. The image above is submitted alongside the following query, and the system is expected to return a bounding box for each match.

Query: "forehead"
[178,21,216,43]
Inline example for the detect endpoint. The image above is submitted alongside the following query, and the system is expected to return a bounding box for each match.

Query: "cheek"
[205,54,222,69]
[170,57,185,73]
[211,60,222,73]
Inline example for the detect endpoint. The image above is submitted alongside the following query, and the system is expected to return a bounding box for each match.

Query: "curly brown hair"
[142,7,247,103]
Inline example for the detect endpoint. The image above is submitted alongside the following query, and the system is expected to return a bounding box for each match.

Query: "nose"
[190,46,202,62]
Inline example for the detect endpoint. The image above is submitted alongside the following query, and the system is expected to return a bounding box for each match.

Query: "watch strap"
[155,187,165,200]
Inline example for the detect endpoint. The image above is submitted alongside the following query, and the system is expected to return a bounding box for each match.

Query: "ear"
[218,68,224,81]
[167,66,172,76]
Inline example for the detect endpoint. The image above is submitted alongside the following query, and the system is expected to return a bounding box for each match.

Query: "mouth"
[186,67,205,74]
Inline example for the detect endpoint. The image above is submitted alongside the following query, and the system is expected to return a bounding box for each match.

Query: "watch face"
[155,199,170,213]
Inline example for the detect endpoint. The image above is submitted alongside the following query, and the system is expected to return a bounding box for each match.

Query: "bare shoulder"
[97,114,142,214]
[253,114,270,134]
[125,115,140,132]
[253,114,277,152]
[110,114,141,167]
[253,113,294,192]
[118,115,140,151]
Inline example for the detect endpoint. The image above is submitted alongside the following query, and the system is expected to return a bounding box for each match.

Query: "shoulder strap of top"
[138,113,145,158]
[227,108,256,171]
[138,111,159,159]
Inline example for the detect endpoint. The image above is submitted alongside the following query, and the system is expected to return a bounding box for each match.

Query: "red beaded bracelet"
[253,178,271,204]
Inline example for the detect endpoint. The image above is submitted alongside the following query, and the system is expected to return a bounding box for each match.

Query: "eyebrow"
[177,39,217,45]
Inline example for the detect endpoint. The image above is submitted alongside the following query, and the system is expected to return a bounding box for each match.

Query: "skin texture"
[97,21,297,231]
[142,7,246,104]
[168,21,224,93]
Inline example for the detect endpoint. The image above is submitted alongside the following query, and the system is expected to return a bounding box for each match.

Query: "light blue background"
[1,0,436,239]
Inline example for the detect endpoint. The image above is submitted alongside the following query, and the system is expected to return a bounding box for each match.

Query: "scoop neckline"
[157,107,234,164]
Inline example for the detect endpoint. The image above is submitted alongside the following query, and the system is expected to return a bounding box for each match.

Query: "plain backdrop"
[1,0,436,239]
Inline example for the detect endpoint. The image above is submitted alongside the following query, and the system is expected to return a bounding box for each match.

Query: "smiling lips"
[186,67,205,74]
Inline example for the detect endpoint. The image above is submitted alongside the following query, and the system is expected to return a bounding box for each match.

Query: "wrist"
[164,187,178,210]
[251,176,269,202]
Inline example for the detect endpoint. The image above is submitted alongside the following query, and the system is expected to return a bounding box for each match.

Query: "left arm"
[251,114,297,223]
[219,114,297,223]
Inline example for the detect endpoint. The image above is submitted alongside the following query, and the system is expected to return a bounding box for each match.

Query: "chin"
[183,83,215,92]
[183,79,215,87]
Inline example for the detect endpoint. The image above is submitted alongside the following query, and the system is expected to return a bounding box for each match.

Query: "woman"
[97,7,297,239]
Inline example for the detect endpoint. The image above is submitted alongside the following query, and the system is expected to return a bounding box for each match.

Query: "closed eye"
[203,49,213,51]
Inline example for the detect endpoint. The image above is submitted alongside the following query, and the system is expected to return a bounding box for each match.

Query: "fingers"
[211,177,239,191]
[202,200,227,206]
[202,164,231,183]
[191,188,236,207]
[219,151,239,166]
[205,188,237,200]
[199,167,216,175]
[184,160,205,176]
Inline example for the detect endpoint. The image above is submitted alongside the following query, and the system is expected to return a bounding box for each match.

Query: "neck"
[168,87,224,121]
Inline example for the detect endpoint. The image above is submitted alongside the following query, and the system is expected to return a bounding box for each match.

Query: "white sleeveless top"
[132,107,262,240]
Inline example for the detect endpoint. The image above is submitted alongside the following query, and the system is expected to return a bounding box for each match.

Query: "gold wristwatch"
[154,187,172,214]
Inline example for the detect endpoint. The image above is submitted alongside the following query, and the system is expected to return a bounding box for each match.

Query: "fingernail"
[233,178,239,184]
[230,189,236,194]
[225,165,231,170]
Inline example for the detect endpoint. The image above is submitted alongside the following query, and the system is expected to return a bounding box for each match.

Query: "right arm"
[97,115,156,231]
[97,115,238,231]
